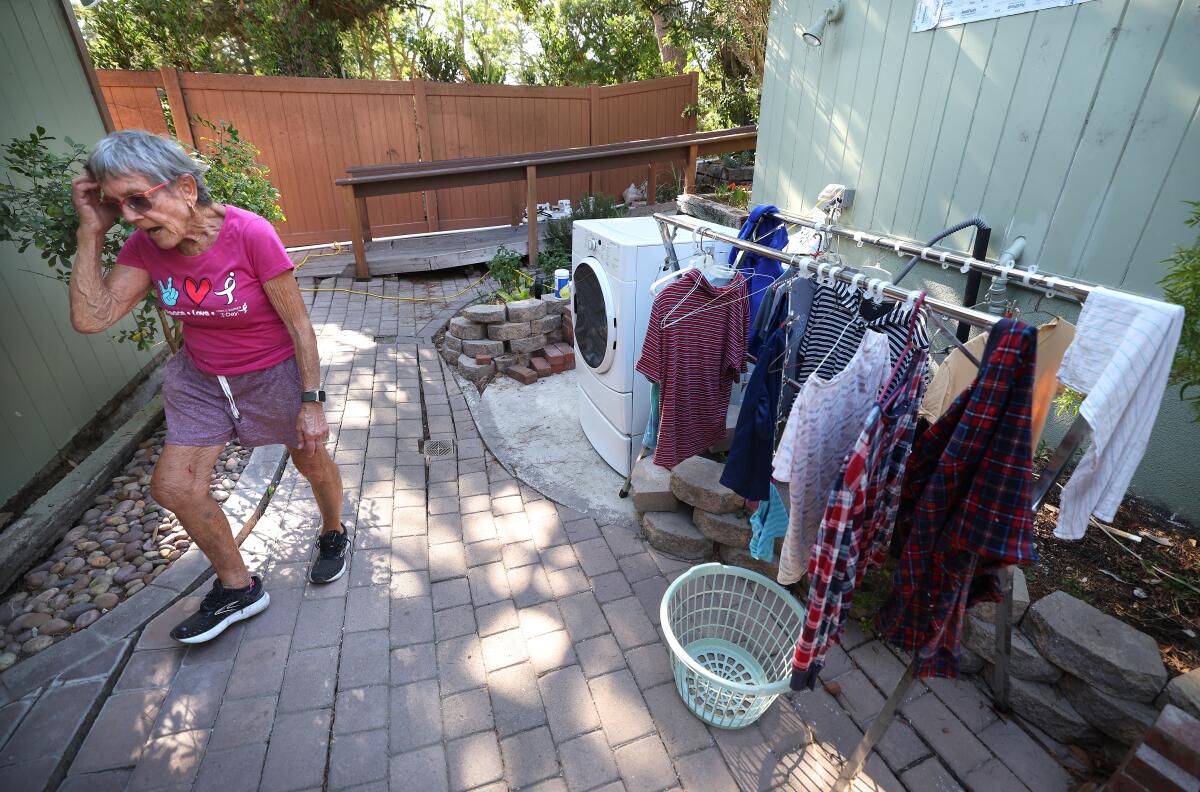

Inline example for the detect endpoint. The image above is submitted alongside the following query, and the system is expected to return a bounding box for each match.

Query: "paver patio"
[47,271,1075,791]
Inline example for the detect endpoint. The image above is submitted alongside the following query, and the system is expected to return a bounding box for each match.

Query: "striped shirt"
[636,270,749,469]
[796,281,929,389]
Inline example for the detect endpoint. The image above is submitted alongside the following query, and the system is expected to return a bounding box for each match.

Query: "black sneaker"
[170,576,270,644]
[310,526,349,584]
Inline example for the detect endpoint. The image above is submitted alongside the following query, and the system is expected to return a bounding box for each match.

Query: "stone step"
[630,457,678,514]
[669,457,744,514]
[693,510,750,547]
[640,511,712,561]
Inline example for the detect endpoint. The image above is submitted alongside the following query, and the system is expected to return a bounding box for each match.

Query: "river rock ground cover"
[0,425,251,670]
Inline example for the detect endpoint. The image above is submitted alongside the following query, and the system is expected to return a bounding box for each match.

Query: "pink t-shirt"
[117,206,296,376]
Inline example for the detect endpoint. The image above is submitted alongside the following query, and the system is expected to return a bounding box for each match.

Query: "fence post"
[412,80,440,233]
[589,85,601,195]
[527,165,539,268]
[688,72,700,134]
[159,68,195,147]
[684,144,698,194]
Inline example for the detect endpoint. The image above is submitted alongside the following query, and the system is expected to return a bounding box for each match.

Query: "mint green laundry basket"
[660,563,806,729]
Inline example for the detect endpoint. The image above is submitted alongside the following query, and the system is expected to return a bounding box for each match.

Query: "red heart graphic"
[184,277,211,305]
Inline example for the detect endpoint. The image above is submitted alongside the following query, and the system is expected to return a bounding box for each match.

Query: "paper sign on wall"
[912,0,1094,32]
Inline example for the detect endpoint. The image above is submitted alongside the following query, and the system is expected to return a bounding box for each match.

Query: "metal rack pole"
[958,226,992,342]
[654,214,1003,331]
[769,210,1094,303]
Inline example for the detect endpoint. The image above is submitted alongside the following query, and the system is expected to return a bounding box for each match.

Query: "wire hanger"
[927,310,981,368]
[650,227,711,294]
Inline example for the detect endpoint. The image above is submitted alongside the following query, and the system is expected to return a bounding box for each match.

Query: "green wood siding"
[0,0,159,505]
[756,0,1200,520]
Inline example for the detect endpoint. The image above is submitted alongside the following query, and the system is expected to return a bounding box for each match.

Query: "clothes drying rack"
[653,210,1098,790]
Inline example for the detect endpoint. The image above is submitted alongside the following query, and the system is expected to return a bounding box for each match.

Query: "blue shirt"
[720,326,785,501]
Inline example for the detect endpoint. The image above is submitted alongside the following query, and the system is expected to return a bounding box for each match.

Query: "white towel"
[1055,287,1184,539]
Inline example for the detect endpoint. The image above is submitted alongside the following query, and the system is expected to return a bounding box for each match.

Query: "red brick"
[551,342,576,369]
[550,362,565,375]
[562,315,575,345]
[542,346,566,367]
[507,366,537,385]
[1146,707,1200,778]
[475,355,493,365]
[1124,744,1194,792]
[530,357,551,378]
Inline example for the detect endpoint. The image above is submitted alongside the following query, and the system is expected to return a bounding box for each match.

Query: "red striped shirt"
[636,270,749,468]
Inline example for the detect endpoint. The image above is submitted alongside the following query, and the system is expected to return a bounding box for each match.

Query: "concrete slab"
[461,370,637,526]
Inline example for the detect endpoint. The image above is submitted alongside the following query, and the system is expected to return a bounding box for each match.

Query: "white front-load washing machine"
[571,216,732,476]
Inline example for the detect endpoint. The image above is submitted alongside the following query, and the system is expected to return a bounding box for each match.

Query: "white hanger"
[699,230,738,282]
[650,227,707,295]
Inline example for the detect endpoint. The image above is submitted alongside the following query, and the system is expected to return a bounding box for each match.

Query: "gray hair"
[86,129,212,205]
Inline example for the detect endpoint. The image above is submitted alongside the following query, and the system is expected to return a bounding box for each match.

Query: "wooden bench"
[335,126,758,277]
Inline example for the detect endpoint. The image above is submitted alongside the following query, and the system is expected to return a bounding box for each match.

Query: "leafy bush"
[1161,200,1200,421]
[712,181,750,209]
[655,164,684,204]
[488,246,529,301]
[193,119,284,224]
[0,120,284,351]
[720,150,756,168]
[541,192,627,277]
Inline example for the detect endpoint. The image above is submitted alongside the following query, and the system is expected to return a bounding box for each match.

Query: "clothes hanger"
[649,227,707,294]
[699,229,738,283]
[927,310,981,368]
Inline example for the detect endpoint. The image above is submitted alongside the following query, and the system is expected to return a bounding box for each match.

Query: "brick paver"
[44,272,1076,792]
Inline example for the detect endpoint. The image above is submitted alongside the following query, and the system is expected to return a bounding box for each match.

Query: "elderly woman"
[69,129,348,644]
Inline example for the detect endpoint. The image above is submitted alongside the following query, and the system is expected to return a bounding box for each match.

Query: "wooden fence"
[96,69,698,247]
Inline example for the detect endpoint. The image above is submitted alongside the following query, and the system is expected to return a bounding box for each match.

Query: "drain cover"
[423,440,455,458]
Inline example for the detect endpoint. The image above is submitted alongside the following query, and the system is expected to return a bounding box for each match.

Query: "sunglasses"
[101,181,169,214]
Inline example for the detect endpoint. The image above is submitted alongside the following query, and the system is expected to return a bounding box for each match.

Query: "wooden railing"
[336,126,759,276]
[96,69,699,246]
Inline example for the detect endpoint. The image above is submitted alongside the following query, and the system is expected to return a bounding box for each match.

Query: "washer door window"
[573,258,616,373]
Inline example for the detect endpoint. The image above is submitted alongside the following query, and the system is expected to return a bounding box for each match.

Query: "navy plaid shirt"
[878,319,1038,678]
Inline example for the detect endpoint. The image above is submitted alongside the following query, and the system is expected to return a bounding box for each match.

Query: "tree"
[526,0,665,86]
[80,0,414,78]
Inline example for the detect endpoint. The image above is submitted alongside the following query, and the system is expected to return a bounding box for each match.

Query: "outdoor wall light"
[803,0,844,47]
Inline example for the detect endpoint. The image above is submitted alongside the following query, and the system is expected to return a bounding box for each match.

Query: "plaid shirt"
[790,352,927,690]
[878,319,1037,678]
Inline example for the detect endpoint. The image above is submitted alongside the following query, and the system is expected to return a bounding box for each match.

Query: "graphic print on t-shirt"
[157,278,179,306]
[159,271,244,318]
[184,277,212,304]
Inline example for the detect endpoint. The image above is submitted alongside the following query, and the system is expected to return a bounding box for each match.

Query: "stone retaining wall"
[629,453,1200,755]
[441,295,574,386]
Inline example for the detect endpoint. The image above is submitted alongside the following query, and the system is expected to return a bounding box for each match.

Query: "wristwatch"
[301,390,326,403]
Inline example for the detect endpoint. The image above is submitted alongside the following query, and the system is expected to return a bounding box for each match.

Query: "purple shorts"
[163,350,301,448]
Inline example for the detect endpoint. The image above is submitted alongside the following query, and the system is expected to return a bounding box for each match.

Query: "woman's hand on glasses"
[72,171,120,237]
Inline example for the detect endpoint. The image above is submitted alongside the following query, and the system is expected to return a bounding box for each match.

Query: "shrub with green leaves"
[488,246,529,301]
[0,120,284,351]
[1161,200,1200,421]
[540,192,627,278]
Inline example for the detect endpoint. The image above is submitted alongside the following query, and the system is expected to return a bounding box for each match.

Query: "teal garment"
[749,484,789,562]
[642,382,660,450]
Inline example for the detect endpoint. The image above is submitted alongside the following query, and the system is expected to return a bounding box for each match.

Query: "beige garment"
[919,318,1076,449]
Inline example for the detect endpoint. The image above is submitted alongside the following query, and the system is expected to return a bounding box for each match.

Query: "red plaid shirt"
[878,319,1037,678]
[790,352,927,690]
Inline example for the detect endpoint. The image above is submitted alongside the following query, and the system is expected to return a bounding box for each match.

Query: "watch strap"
[301,390,326,403]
